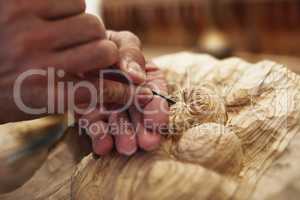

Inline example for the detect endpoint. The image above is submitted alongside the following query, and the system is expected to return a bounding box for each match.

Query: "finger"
[32,0,86,19]
[129,107,161,151]
[26,77,152,113]
[49,39,119,73]
[109,112,137,156]
[77,107,113,156]
[144,61,160,72]
[87,120,113,156]
[143,96,169,131]
[99,79,153,105]
[2,71,152,123]
[107,31,146,84]
[49,14,106,50]
[143,64,170,131]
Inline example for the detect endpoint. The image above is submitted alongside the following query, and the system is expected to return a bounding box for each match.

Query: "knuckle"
[97,41,119,66]
[84,14,106,38]
[119,31,141,47]
[120,47,145,68]
[76,0,86,13]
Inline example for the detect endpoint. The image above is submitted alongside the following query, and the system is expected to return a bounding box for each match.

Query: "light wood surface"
[2,52,300,199]
[144,46,300,74]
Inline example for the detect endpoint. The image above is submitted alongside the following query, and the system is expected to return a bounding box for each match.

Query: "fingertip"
[128,61,147,82]
[137,129,161,151]
[119,47,146,84]
[92,134,114,156]
[145,62,160,72]
[110,112,138,156]
[121,60,146,84]
[115,128,138,156]
[116,135,138,156]
[96,40,119,67]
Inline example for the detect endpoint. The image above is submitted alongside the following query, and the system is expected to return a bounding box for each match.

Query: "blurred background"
[87,0,300,73]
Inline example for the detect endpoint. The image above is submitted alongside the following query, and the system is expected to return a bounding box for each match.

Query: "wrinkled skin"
[79,63,169,156]
[0,0,149,123]
[0,0,167,155]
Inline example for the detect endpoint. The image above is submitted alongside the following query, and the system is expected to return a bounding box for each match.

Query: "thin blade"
[152,91,176,105]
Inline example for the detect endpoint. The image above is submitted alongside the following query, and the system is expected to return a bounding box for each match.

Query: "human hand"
[79,63,169,156]
[0,1,148,123]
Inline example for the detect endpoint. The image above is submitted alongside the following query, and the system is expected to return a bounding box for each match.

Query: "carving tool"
[152,90,176,105]
[97,70,177,105]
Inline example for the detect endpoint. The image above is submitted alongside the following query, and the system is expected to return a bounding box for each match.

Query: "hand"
[0,0,148,123]
[0,0,120,75]
[79,63,169,156]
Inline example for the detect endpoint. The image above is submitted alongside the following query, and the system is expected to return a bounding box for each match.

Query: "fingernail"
[121,146,138,156]
[137,86,153,96]
[142,139,161,151]
[127,61,146,81]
